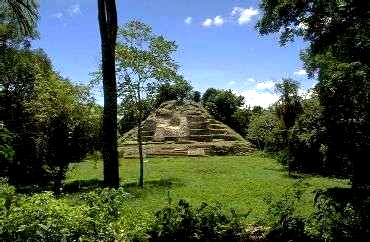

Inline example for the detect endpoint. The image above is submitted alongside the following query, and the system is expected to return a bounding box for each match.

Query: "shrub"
[144,200,251,242]
[307,189,370,242]
[247,111,284,151]
[0,180,132,241]
[0,192,90,241]
[263,182,313,242]
[82,187,131,240]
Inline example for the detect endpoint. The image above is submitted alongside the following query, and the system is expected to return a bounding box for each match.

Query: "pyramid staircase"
[119,101,255,158]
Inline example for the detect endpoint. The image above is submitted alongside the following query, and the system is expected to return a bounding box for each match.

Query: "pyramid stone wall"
[119,101,255,157]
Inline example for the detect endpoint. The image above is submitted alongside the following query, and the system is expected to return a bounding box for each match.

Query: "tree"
[202,88,244,128]
[275,79,302,131]
[97,0,119,188]
[287,92,326,174]
[155,79,193,106]
[231,108,251,137]
[257,0,370,188]
[247,111,283,150]
[0,0,38,49]
[192,91,201,103]
[0,124,14,177]
[116,20,180,187]
[1,48,101,188]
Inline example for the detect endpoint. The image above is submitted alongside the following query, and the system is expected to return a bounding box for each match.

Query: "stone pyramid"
[119,100,255,157]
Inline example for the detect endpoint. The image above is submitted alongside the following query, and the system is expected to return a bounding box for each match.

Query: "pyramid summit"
[119,100,255,157]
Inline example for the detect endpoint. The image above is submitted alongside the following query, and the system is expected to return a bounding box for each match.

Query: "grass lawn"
[66,153,349,223]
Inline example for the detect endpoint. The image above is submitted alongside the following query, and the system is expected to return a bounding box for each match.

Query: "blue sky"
[32,0,315,108]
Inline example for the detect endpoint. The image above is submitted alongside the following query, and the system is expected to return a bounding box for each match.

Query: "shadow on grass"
[63,177,185,194]
[123,177,185,189]
[63,179,105,193]
[318,187,370,204]
[281,173,306,179]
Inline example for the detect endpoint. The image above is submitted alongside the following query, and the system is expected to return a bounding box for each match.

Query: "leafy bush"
[0,127,14,177]
[143,200,251,242]
[0,180,132,241]
[263,182,313,242]
[82,187,131,240]
[1,192,91,241]
[247,111,284,151]
[1,49,102,188]
[307,189,370,242]
[155,79,193,105]
[202,88,244,129]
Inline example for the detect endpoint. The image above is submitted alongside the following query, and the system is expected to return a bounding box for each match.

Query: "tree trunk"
[98,0,119,187]
[137,84,144,188]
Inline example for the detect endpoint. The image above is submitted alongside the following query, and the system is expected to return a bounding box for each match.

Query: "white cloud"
[228,81,236,85]
[235,89,279,108]
[232,79,279,108]
[202,16,224,27]
[256,81,275,90]
[231,7,259,25]
[52,12,63,19]
[185,17,192,24]
[294,69,307,76]
[68,3,81,16]
[202,18,213,27]
[213,16,224,26]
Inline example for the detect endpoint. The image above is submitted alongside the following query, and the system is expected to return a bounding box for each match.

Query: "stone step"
[189,129,210,135]
[187,122,209,129]
[186,115,207,122]
[142,136,153,141]
[142,130,155,136]
[209,128,227,134]
[211,134,238,141]
[208,123,225,129]
[188,135,213,142]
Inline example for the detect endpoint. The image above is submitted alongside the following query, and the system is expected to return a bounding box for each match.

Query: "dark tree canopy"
[257,0,370,187]
[202,88,245,129]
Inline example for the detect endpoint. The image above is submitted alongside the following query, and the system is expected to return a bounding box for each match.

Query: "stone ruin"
[119,100,255,157]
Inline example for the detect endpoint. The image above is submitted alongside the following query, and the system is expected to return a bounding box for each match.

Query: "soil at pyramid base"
[119,100,255,157]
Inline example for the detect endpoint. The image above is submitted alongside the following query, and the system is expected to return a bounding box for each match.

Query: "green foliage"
[116,20,184,187]
[116,20,180,91]
[155,79,193,105]
[0,126,14,174]
[264,183,312,242]
[287,93,326,173]
[192,91,201,103]
[1,192,91,241]
[1,47,102,187]
[257,0,370,187]
[0,0,39,48]
[0,180,134,241]
[307,189,370,241]
[275,79,302,130]
[247,111,284,150]
[118,97,153,135]
[264,184,370,242]
[202,88,245,132]
[144,200,250,242]
[68,155,348,225]
[231,108,252,137]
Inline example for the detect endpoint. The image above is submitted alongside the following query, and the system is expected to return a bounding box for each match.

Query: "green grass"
[66,153,349,223]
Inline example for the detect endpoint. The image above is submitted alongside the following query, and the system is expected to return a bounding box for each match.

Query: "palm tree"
[98,0,120,187]
[1,0,38,36]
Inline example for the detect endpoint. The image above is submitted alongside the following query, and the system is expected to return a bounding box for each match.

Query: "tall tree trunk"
[98,0,119,187]
[137,84,144,188]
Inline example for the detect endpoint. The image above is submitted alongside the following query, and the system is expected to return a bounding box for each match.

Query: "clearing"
[66,154,349,223]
